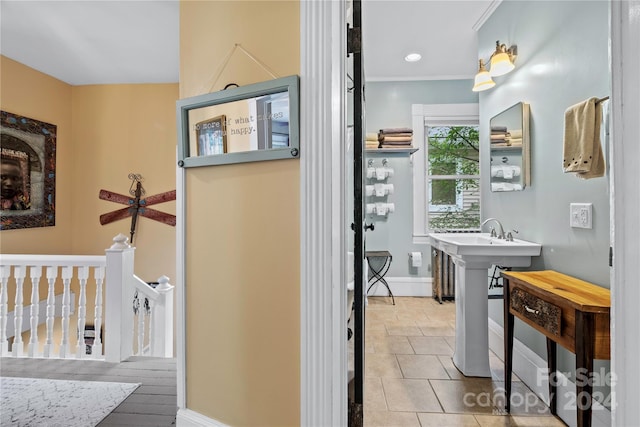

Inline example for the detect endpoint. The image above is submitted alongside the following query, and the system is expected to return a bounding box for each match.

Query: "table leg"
[546,338,557,415]
[366,256,395,305]
[503,279,514,412]
[575,310,595,427]
[380,278,395,305]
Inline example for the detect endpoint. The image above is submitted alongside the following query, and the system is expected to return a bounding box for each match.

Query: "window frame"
[411,104,479,243]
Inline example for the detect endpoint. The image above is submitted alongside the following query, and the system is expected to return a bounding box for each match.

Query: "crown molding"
[472,0,503,32]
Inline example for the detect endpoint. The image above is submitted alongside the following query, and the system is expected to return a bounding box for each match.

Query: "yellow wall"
[1,57,178,277]
[1,56,179,353]
[0,56,73,254]
[71,84,178,281]
[180,1,301,425]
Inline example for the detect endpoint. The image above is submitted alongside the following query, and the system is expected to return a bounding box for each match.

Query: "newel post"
[151,275,174,357]
[105,234,135,363]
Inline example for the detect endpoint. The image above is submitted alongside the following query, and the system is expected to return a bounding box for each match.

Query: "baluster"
[76,266,88,358]
[152,276,174,357]
[43,266,58,357]
[147,298,155,356]
[137,295,145,355]
[138,310,144,356]
[0,266,10,356]
[92,266,105,357]
[59,265,73,358]
[28,265,42,357]
[12,266,26,356]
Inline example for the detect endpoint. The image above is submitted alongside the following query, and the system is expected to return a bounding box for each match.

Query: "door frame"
[300,0,640,424]
[610,1,640,423]
[299,1,349,426]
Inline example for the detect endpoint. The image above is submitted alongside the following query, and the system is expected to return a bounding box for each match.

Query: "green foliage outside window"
[429,202,480,230]
[428,126,480,230]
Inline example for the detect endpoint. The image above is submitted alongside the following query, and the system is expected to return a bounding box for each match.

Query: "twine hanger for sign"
[206,43,281,93]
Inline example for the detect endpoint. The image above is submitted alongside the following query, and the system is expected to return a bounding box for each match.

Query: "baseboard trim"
[488,318,611,427]
[177,408,231,427]
[366,276,431,297]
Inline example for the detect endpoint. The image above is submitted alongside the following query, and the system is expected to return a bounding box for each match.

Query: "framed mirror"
[177,75,299,168]
[489,102,530,191]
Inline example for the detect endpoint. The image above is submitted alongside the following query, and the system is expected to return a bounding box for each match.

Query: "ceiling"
[363,0,497,81]
[0,0,496,86]
[0,0,180,86]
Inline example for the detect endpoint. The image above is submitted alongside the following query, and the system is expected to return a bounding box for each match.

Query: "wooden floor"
[0,356,177,426]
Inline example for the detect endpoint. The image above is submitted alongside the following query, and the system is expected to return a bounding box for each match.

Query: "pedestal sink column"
[452,258,492,377]
[428,232,541,378]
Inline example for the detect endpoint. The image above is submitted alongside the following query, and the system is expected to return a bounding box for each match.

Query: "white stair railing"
[131,275,174,357]
[0,256,105,359]
[0,234,173,362]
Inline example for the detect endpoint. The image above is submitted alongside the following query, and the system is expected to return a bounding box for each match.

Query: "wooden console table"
[502,270,610,427]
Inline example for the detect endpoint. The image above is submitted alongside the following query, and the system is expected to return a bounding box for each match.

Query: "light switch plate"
[570,203,593,229]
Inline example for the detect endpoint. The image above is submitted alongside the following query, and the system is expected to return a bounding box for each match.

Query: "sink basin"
[429,232,542,377]
[428,232,541,258]
[429,232,541,268]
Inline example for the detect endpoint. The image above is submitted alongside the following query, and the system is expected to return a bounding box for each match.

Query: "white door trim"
[176,153,186,411]
[300,1,348,426]
[299,1,640,425]
[610,1,640,424]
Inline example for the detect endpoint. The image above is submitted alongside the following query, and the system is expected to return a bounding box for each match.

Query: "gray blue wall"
[479,0,610,403]
[363,0,611,409]
[364,80,477,277]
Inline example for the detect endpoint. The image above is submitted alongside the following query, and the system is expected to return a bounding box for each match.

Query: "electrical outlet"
[570,203,593,229]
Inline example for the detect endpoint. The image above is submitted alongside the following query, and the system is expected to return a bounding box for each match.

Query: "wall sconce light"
[472,40,517,92]
[472,59,495,92]
[489,40,517,76]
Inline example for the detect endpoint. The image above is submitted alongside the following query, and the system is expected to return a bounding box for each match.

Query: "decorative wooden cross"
[99,174,176,244]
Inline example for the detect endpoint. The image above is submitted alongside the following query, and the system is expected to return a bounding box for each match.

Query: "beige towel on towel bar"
[563,97,605,179]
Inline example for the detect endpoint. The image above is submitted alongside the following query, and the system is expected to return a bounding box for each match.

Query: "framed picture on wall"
[196,115,227,156]
[1,110,57,230]
[177,75,299,168]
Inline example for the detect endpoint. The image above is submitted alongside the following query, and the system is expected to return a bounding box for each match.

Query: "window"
[427,125,480,231]
[411,104,479,242]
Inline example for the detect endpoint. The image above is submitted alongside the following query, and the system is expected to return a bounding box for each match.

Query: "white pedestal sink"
[429,233,541,377]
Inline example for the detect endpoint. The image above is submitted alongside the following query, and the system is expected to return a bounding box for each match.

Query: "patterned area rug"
[1,377,140,427]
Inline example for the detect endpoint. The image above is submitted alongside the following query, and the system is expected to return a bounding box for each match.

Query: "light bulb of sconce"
[472,59,496,92]
[489,41,516,77]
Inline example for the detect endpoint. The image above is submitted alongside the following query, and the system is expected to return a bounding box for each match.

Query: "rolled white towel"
[372,183,394,196]
[491,182,523,192]
[375,167,394,180]
[490,165,521,179]
[366,167,376,179]
[503,166,514,179]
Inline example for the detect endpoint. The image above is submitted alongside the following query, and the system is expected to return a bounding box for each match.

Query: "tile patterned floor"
[359,296,567,427]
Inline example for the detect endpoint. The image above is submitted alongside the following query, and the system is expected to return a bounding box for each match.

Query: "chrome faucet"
[505,229,519,242]
[481,218,505,239]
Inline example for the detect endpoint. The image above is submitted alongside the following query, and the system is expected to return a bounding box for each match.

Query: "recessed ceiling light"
[404,53,422,62]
